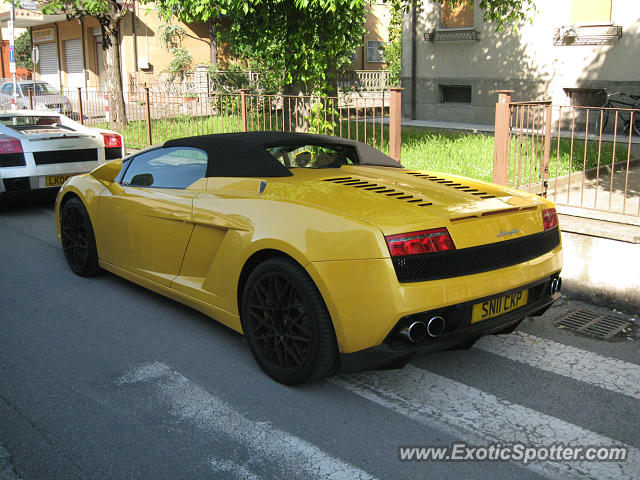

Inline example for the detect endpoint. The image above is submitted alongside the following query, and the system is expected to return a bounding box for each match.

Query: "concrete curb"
[559,216,640,314]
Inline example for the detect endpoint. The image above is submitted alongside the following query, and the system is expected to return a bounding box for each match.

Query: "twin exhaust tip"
[399,278,562,344]
[398,316,446,343]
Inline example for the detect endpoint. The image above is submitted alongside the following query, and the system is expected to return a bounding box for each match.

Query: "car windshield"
[21,83,60,96]
[268,144,358,169]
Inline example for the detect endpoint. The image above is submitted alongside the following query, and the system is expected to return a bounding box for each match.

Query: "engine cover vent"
[323,176,433,207]
[405,171,496,199]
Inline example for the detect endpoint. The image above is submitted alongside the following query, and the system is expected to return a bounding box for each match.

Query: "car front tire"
[60,197,100,277]
[241,257,338,385]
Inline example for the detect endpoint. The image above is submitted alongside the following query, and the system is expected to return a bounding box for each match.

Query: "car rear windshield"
[0,115,74,133]
[268,144,360,169]
[266,141,401,169]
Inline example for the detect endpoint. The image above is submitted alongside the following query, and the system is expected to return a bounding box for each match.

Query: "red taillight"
[542,208,559,230]
[0,137,23,154]
[385,228,455,257]
[101,132,122,148]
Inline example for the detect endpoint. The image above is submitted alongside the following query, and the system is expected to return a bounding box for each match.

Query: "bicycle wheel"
[595,108,609,134]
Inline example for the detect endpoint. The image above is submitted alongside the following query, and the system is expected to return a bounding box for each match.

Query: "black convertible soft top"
[163,132,402,178]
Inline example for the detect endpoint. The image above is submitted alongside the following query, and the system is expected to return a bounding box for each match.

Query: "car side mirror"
[130,173,154,186]
[91,159,122,184]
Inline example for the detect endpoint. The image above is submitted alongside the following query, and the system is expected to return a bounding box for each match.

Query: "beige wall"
[121,3,213,86]
[402,0,640,123]
[31,3,214,90]
[348,3,391,71]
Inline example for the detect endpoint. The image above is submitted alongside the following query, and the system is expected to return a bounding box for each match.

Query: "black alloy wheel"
[241,257,338,385]
[60,197,100,277]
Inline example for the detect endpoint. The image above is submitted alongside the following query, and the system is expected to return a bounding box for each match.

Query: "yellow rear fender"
[233,242,349,348]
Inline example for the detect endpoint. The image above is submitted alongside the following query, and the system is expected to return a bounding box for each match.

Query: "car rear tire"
[241,257,338,385]
[60,197,100,277]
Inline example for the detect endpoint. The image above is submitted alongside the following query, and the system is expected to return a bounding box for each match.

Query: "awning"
[0,9,67,28]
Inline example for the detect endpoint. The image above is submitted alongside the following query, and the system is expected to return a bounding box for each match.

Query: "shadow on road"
[0,190,58,213]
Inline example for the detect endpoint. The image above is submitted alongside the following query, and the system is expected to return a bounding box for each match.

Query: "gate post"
[541,102,552,197]
[493,90,514,185]
[240,89,249,132]
[389,87,403,164]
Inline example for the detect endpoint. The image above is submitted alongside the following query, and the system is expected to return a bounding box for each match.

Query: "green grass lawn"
[103,116,629,185]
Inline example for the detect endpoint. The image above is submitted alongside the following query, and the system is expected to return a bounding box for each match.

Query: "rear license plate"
[472,289,528,324]
[45,175,71,187]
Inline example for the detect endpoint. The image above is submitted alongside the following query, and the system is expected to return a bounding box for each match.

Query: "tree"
[146,1,367,96]
[384,1,402,87]
[15,30,32,71]
[223,0,367,96]
[140,0,225,66]
[42,0,128,129]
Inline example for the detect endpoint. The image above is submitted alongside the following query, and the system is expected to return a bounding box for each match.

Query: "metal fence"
[494,91,639,217]
[127,69,389,96]
[128,69,264,95]
[63,87,404,161]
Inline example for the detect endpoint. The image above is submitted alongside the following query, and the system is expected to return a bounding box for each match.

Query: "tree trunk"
[209,19,218,66]
[283,83,308,132]
[325,59,338,97]
[103,20,127,130]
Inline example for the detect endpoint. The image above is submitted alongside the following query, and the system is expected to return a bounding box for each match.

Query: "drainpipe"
[411,3,416,120]
[80,17,87,90]
[54,22,62,89]
[0,29,5,79]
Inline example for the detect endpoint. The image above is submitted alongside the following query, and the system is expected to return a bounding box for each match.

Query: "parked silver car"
[0,81,73,115]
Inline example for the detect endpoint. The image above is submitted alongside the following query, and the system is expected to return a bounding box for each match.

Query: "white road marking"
[333,366,639,480]
[474,331,640,400]
[118,362,377,480]
[209,458,262,480]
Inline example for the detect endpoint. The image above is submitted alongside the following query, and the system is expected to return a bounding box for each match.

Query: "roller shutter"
[64,39,84,89]
[38,42,60,89]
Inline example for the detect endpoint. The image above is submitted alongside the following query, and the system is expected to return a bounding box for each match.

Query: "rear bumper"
[1,164,100,195]
[339,276,561,373]
[308,244,562,354]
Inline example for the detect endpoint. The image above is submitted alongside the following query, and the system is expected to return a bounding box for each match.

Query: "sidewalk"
[400,117,640,313]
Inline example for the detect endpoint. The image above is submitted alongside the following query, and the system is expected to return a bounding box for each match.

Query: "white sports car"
[0,110,123,201]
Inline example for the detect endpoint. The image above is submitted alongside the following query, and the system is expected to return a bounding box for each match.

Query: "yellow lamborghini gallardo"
[55,132,562,384]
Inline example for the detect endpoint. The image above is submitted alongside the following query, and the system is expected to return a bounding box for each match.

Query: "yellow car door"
[96,146,208,287]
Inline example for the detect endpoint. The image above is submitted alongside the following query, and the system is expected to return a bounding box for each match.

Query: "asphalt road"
[1,196,638,480]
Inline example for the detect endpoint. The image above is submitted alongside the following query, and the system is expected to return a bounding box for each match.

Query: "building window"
[440,85,472,104]
[563,88,606,107]
[442,0,474,29]
[367,41,385,63]
[570,0,611,25]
